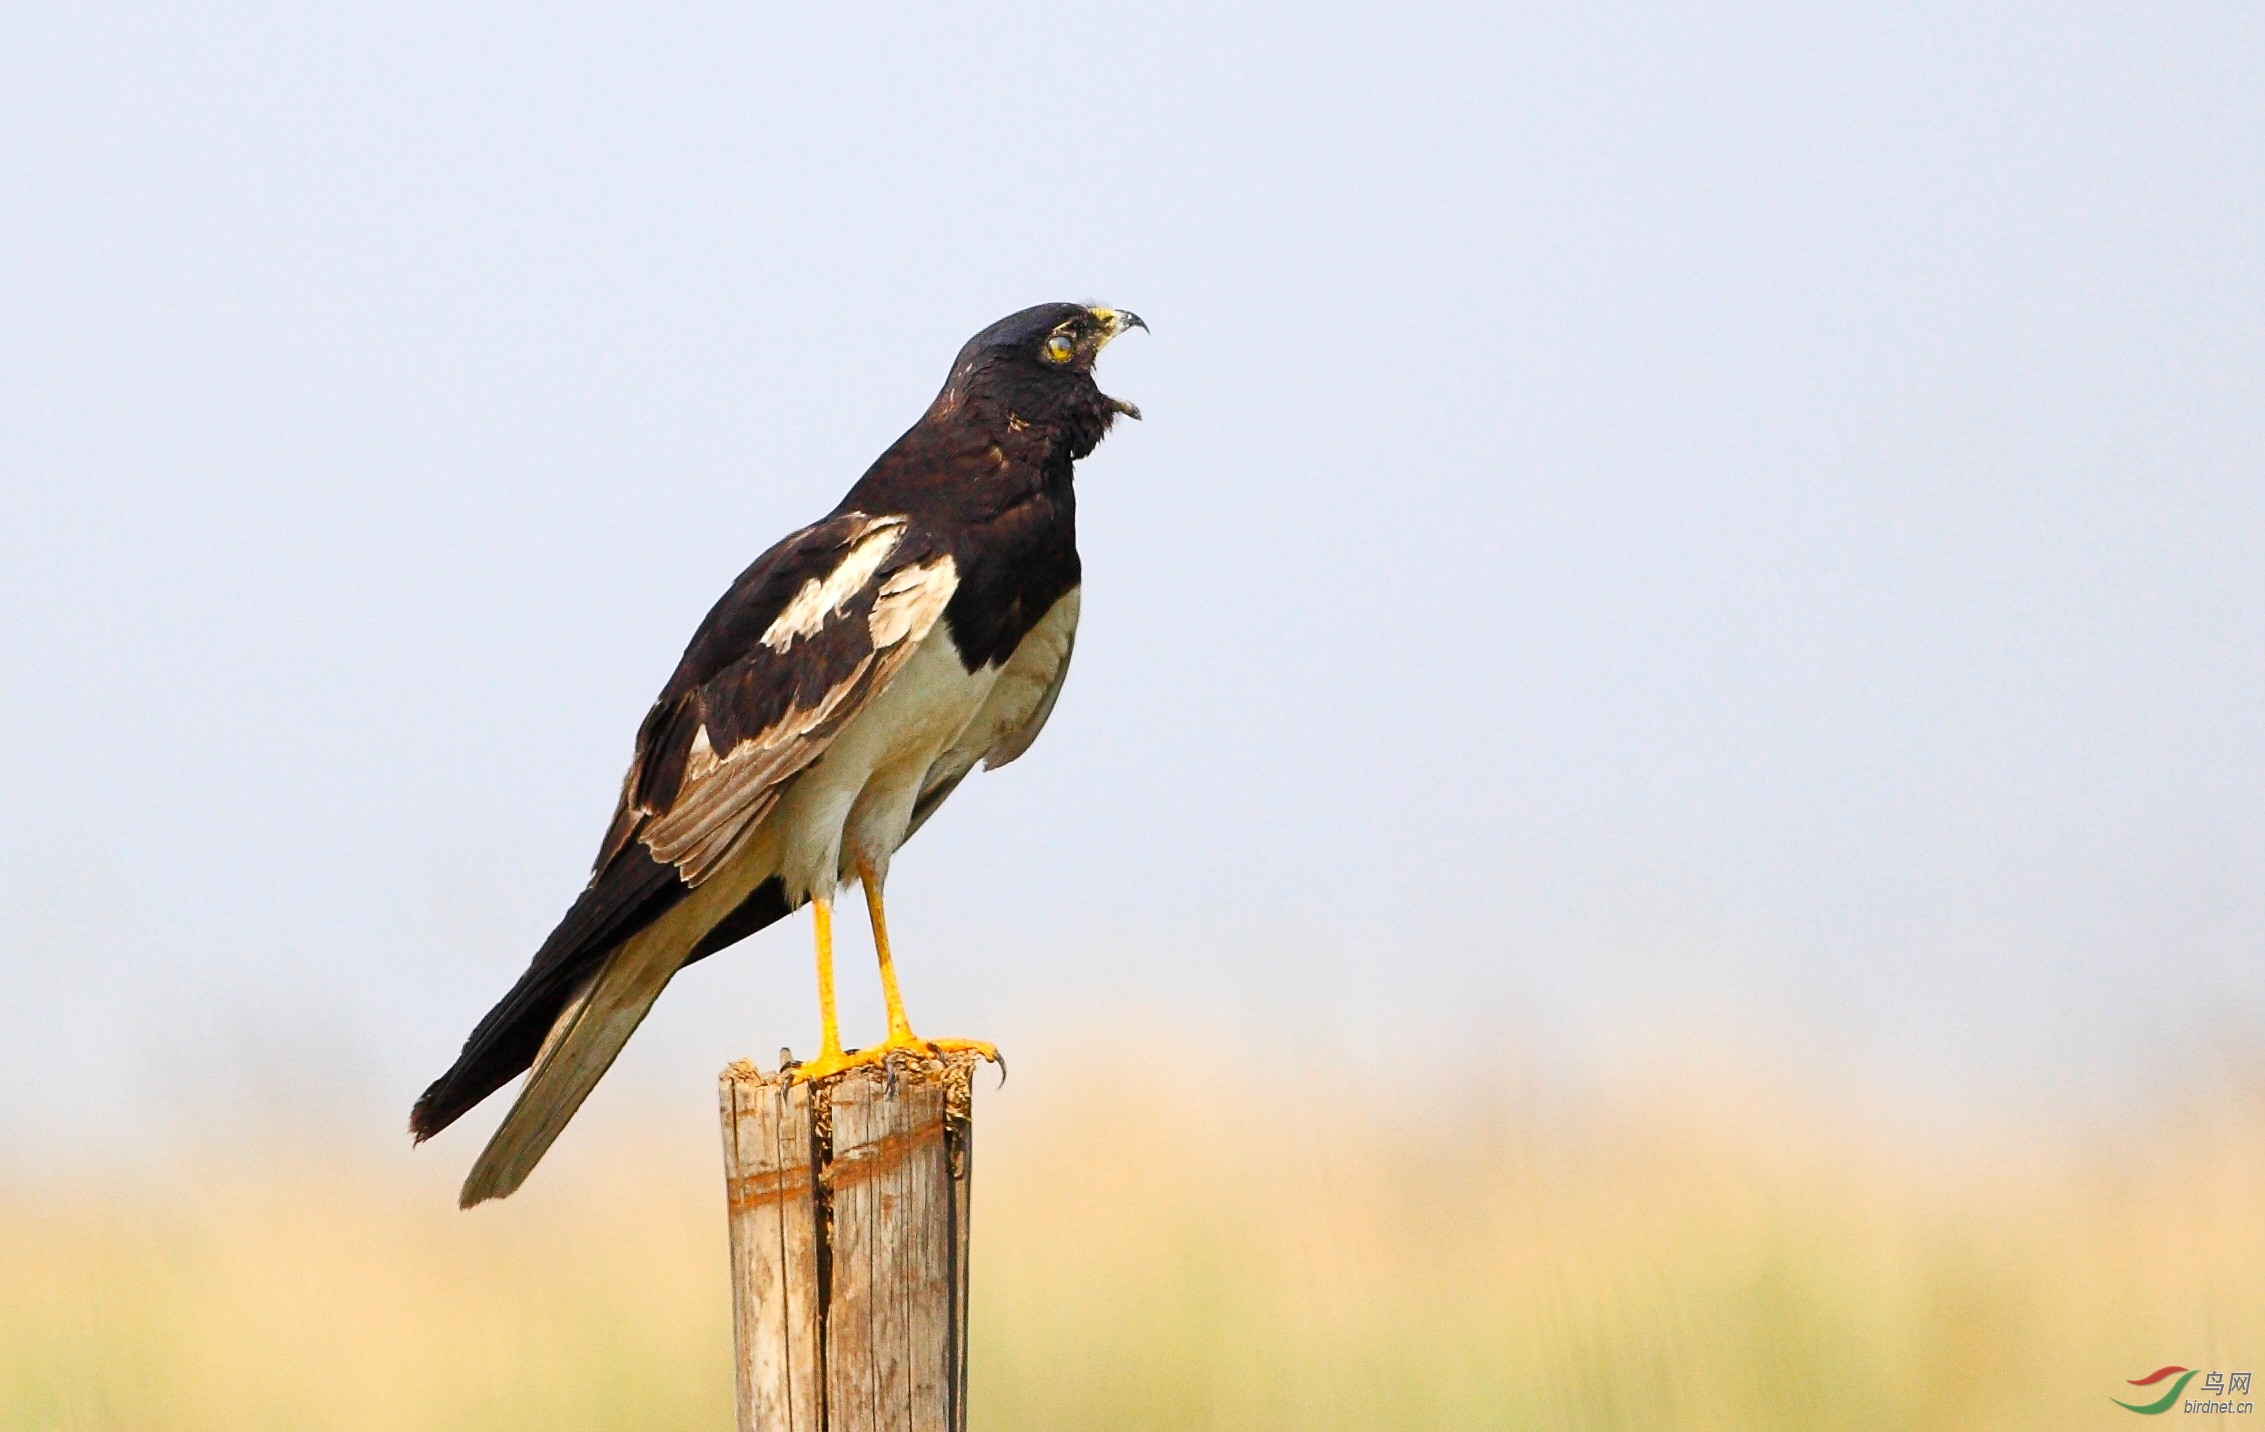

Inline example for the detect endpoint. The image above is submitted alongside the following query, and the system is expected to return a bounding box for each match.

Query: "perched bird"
[410,303,1144,1207]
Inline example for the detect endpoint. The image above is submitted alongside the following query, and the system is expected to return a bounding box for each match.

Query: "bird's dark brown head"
[931,302,1146,455]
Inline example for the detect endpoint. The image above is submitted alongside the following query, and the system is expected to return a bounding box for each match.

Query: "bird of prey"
[410,302,1143,1207]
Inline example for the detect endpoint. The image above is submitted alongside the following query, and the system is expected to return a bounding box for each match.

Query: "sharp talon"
[994,1052,1008,1087]
[789,1034,998,1083]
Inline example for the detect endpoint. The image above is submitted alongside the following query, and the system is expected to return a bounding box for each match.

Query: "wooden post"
[719,1051,980,1432]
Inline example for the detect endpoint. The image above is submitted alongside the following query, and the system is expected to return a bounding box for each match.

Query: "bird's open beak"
[1089,308,1145,420]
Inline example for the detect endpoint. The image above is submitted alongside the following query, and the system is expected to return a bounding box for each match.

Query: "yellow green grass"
[3,1045,2258,1430]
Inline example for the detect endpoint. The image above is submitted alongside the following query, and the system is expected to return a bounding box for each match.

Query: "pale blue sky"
[3,4,2260,1154]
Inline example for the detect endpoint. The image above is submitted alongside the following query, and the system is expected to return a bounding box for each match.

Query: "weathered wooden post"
[719,1050,981,1432]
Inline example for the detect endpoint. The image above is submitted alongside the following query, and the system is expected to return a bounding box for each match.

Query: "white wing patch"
[639,538,962,888]
[868,555,957,647]
[761,516,906,654]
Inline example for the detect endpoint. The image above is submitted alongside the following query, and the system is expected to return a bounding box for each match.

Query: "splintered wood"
[719,1053,979,1432]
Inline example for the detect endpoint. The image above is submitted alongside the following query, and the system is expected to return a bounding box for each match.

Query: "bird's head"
[932,302,1146,451]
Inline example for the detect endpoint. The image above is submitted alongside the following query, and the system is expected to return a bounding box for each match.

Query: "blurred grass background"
[3,1038,2259,1431]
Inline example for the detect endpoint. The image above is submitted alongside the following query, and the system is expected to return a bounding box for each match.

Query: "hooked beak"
[1088,307,1148,342]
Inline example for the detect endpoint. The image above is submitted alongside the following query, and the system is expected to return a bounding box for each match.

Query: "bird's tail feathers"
[457,924,684,1208]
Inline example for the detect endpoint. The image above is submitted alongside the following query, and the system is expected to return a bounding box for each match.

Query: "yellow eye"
[1043,333,1075,363]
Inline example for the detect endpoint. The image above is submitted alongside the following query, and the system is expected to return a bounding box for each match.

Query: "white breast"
[761,621,999,901]
[924,588,1081,783]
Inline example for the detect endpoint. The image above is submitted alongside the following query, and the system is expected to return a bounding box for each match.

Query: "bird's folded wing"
[607,512,960,887]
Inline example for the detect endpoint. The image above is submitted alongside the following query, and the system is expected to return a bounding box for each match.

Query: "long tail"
[421,871,793,1208]
[411,851,687,1145]
[457,877,797,1208]
[456,919,687,1207]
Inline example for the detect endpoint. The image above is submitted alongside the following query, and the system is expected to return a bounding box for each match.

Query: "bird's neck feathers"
[832,364,1114,524]
[926,360,1120,463]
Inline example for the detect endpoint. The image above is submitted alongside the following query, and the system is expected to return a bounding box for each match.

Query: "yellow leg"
[864,869,917,1046]
[791,863,997,1082]
[810,896,846,1067]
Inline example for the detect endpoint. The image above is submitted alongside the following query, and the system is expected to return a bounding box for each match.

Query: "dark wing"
[410,511,959,1142]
